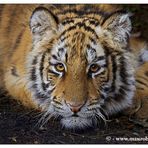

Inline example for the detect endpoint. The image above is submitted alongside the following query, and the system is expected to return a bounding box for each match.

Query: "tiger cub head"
[27,7,135,129]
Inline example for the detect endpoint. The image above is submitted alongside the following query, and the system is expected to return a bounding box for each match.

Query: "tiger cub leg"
[129,62,148,127]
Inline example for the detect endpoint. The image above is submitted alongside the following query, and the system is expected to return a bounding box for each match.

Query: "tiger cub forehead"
[51,30,105,65]
[58,17,101,37]
[47,17,105,64]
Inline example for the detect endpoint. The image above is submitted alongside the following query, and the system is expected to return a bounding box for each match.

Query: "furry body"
[0,4,148,129]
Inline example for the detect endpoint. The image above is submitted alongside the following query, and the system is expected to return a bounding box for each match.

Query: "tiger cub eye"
[89,64,100,73]
[55,63,65,72]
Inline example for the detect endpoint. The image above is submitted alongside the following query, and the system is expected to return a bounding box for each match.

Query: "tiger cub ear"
[30,7,58,40]
[102,12,132,45]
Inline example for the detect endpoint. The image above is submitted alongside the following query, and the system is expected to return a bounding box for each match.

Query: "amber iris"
[55,63,65,72]
[89,64,100,73]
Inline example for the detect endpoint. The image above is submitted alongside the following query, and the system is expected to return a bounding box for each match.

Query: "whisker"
[35,111,50,128]
[94,108,107,126]
[93,113,101,127]
[100,106,111,121]
[51,113,60,126]
[39,112,54,127]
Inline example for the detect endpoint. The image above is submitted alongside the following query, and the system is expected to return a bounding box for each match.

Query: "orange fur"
[0,4,147,116]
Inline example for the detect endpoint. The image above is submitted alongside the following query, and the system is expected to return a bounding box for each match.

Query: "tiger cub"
[0,4,147,129]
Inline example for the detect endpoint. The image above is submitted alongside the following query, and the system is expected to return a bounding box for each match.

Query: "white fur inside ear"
[31,10,48,33]
[114,14,131,43]
[119,14,131,34]
[103,13,132,44]
[30,8,57,35]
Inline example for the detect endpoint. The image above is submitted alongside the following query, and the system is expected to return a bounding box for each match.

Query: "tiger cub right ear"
[101,11,132,46]
[30,7,58,40]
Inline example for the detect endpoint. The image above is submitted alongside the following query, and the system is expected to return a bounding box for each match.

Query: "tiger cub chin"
[0,4,148,129]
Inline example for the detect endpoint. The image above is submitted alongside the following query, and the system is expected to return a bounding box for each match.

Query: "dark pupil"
[57,63,64,70]
[59,64,63,68]
[91,64,98,71]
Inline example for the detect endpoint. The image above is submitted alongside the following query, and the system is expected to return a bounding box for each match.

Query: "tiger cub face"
[27,7,135,129]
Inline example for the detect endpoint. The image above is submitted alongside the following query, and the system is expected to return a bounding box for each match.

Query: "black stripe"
[49,61,55,66]
[120,85,131,92]
[30,67,36,81]
[102,45,111,57]
[88,19,100,26]
[119,56,132,85]
[48,69,60,77]
[40,53,45,79]
[53,99,63,105]
[40,53,46,91]
[60,35,70,42]
[35,92,49,102]
[95,56,105,62]
[114,93,124,102]
[86,44,95,51]
[145,71,148,77]
[11,28,25,52]
[11,66,19,77]
[53,104,63,110]
[65,53,68,62]
[100,93,105,100]
[136,76,148,82]
[89,36,97,45]
[48,87,55,94]
[88,100,98,107]
[60,22,98,39]
[118,87,127,96]
[42,82,47,91]
[136,87,144,90]
[97,70,106,76]
[102,86,110,93]
[77,22,98,37]
[102,46,110,83]
[30,56,38,83]
[60,25,77,37]
[61,19,75,25]
[58,47,65,58]
[32,83,38,89]
[52,54,59,60]
[42,83,55,93]
[58,47,64,52]
[101,64,107,68]
[136,79,148,87]
[111,55,117,92]
[8,28,25,59]
[62,17,100,26]
[32,56,38,65]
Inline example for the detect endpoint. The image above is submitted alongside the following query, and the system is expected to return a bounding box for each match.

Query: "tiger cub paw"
[129,97,148,127]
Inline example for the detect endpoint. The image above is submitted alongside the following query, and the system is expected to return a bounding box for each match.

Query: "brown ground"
[0,4,148,144]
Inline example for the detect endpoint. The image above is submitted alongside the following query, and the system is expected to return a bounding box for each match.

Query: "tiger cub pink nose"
[65,101,84,113]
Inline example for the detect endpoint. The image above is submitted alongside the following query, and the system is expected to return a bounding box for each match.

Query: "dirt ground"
[0,4,148,144]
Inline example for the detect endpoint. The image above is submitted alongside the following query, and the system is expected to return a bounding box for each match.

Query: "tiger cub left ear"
[30,7,58,41]
[102,12,132,45]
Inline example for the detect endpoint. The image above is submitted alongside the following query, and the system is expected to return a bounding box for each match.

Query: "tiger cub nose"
[65,101,84,113]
